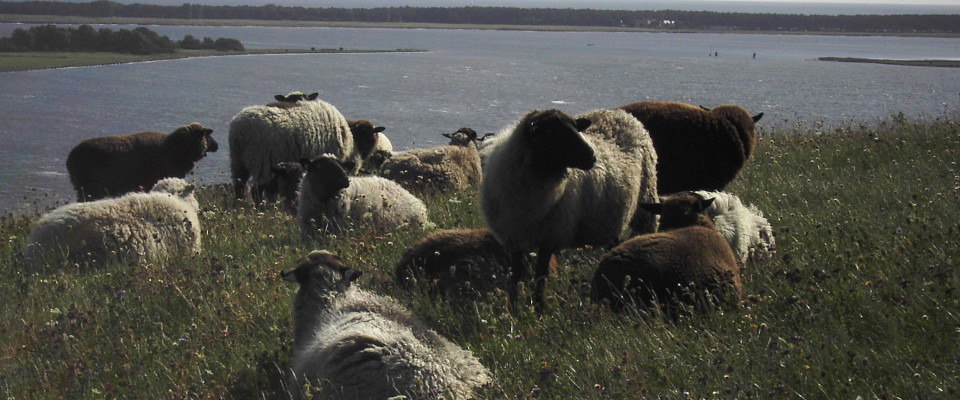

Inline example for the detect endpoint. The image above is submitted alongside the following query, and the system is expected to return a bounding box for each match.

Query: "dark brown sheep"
[66,122,217,201]
[617,101,763,194]
[592,192,742,317]
[266,161,305,214]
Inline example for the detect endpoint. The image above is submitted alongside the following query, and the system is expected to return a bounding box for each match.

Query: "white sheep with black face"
[23,177,201,272]
[282,250,491,400]
[481,108,659,311]
[377,127,483,195]
[693,190,776,265]
[297,154,429,239]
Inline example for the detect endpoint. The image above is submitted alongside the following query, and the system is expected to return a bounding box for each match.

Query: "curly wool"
[23,177,201,271]
[694,190,776,265]
[379,128,482,195]
[283,251,491,400]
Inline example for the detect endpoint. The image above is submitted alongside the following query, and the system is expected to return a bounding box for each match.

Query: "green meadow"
[1,112,958,399]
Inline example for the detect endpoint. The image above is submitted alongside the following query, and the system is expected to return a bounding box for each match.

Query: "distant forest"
[1,0,958,34]
[0,24,244,53]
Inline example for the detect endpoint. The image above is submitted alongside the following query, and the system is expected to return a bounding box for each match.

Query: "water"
[2,23,959,213]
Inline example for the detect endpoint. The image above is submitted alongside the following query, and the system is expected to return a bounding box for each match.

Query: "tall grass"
[1,113,958,399]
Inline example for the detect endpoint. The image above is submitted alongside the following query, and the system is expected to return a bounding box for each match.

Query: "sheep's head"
[518,109,595,175]
[282,250,362,295]
[641,192,715,231]
[270,161,306,199]
[347,119,387,159]
[443,127,479,147]
[274,91,319,103]
[300,155,350,201]
[170,123,218,159]
[151,177,195,196]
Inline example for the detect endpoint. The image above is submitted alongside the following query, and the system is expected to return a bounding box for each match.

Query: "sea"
[1,23,959,213]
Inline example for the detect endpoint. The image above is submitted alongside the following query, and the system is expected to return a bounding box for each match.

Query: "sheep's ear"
[752,112,764,123]
[374,126,386,133]
[696,197,715,212]
[442,132,453,139]
[274,95,286,102]
[307,92,319,100]
[184,183,196,196]
[280,269,298,283]
[639,203,663,215]
[338,269,363,289]
[574,118,592,132]
[699,105,711,111]
[203,128,213,135]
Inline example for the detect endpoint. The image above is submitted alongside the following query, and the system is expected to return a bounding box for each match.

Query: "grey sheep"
[481,108,659,311]
[66,122,217,201]
[617,101,763,193]
[282,250,492,400]
[592,191,742,316]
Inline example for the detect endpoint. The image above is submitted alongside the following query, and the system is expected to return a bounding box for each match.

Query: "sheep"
[480,108,659,311]
[270,91,319,108]
[477,131,504,166]
[66,122,217,201]
[591,191,742,316]
[616,101,763,194]
[394,227,557,297]
[693,190,776,265]
[282,250,492,400]
[344,119,388,174]
[229,94,355,204]
[264,161,305,214]
[23,177,201,272]
[297,154,429,238]
[378,127,483,195]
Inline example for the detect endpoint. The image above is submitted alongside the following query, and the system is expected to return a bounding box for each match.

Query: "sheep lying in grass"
[481,108,659,311]
[297,154,429,238]
[694,190,776,265]
[617,101,763,193]
[66,122,217,201]
[23,177,201,272]
[477,131,503,166]
[394,227,556,297]
[282,250,492,400]
[378,127,483,195]
[345,119,388,174]
[229,94,355,204]
[592,191,742,316]
[265,161,305,214]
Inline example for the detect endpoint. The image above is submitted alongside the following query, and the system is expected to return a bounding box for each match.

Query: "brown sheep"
[617,101,763,194]
[592,191,742,317]
[394,228,556,297]
[378,128,482,195]
[66,122,217,201]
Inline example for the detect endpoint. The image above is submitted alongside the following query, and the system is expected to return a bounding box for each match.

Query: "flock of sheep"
[21,91,774,399]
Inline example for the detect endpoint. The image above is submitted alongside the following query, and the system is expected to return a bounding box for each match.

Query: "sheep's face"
[282,250,362,295]
[270,162,305,198]
[520,109,595,175]
[170,123,217,160]
[348,120,387,158]
[642,192,715,231]
[443,127,478,147]
[301,156,350,201]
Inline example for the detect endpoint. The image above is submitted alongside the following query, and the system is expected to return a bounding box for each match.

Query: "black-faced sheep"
[592,191,742,316]
[282,250,491,400]
[270,91,319,108]
[23,177,201,271]
[394,227,557,297]
[297,155,429,239]
[694,190,776,265]
[265,161,305,214]
[378,127,483,195]
[617,101,763,194]
[344,119,388,174]
[66,122,217,201]
[481,108,659,311]
[229,94,355,204]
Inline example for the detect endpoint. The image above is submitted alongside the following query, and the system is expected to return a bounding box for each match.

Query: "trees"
[0,24,244,54]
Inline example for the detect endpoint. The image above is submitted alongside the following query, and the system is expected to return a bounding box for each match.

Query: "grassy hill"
[1,112,958,399]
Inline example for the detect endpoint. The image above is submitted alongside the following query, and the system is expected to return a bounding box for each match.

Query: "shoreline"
[2,13,959,38]
[818,56,960,68]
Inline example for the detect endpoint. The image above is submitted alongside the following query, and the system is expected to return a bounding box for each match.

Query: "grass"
[1,112,959,399]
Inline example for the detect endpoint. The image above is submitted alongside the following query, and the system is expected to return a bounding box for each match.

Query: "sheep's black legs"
[508,250,528,308]
[533,248,555,314]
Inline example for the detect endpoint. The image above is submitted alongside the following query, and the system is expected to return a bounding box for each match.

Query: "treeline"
[0,24,244,54]
[0,0,958,34]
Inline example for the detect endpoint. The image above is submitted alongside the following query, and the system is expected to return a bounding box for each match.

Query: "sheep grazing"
[592,192,742,316]
[481,108,659,311]
[344,119,388,174]
[617,101,763,193]
[23,177,201,272]
[282,250,492,400]
[297,154,429,238]
[693,190,776,265]
[66,123,217,201]
[378,127,483,195]
[394,227,557,297]
[229,94,355,204]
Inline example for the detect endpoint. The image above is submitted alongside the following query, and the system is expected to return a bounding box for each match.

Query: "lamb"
[282,250,491,400]
[265,161,305,214]
[693,190,776,265]
[591,191,742,316]
[297,154,429,238]
[616,101,763,194]
[229,94,356,204]
[394,227,556,297]
[66,122,217,201]
[481,108,659,311]
[344,119,388,174]
[23,177,201,272]
[378,127,483,195]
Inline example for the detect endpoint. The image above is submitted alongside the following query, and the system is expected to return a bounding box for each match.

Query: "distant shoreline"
[818,57,960,68]
[2,14,959,38]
